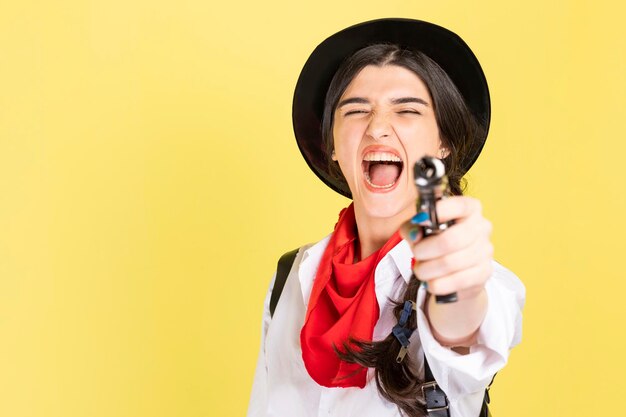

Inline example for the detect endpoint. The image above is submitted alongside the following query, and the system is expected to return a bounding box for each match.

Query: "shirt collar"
[297,234,413,305]
[298,234,331,306]
[388,238,414,284]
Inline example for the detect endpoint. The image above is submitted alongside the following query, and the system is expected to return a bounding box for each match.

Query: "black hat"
[292,18,491,198]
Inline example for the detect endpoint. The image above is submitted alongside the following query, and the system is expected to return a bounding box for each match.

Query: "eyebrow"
[337,97,369,108]
[391,97,430,106]
[337,96,430,108]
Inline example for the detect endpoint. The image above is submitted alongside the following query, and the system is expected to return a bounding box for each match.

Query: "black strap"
[269,248,299,318]
[480,374,495,417]
[423,357,494,417]
[423,358,451,417]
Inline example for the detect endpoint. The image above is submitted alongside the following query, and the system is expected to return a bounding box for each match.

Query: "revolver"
[413,156,458,304]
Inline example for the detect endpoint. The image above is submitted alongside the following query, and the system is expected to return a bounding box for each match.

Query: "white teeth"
[363,151,402,162]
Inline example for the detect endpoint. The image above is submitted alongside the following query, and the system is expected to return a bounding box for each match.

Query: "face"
[332,64,446,219]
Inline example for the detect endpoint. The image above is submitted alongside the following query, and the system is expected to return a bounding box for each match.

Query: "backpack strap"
[480,374,496,417]
[423,356,495,417]
[423,358,451,417]
[269,248,300,318]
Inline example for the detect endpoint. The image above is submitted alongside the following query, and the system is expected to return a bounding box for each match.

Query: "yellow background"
[1,1,625,416]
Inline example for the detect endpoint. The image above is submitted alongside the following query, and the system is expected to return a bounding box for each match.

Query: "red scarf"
[300,203,402,388]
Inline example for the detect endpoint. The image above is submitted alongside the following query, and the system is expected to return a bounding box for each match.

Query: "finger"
[398,214,429,244]
[433,196,482,224]
[414,239,493,280]
[423,261,493,296]
[399,224,423,245]
[413,216,491,260]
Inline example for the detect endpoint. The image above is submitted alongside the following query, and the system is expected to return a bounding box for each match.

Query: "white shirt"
[247,234,525,417]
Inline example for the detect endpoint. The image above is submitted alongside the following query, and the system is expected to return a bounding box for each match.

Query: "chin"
[353,186,416,221]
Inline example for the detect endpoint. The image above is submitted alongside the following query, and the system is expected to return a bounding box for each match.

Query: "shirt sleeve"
[246,272,275,417]
[414,261,526,399]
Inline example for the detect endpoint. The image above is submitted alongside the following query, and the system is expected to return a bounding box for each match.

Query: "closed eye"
[344,109,369,116]
[398,109,421,115]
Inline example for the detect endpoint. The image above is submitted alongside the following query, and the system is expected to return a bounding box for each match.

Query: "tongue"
[369,162,400,186]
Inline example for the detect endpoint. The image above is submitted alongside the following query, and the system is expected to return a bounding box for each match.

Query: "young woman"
[248,19,525,417]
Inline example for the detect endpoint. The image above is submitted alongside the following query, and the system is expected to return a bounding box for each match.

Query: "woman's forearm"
[425,288,488,348]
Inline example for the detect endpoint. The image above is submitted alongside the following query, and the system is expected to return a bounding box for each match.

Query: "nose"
[365,112,392,141]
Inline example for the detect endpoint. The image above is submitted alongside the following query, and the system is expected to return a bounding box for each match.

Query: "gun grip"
[435,293,458,304]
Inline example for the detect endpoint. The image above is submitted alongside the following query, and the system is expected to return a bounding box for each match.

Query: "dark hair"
[321,44,485,416]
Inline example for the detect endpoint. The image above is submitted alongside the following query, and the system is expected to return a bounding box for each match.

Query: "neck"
[353,202,415,260]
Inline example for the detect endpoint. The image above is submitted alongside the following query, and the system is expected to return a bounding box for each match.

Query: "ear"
[440,147,450,159]
[331,149,337,161]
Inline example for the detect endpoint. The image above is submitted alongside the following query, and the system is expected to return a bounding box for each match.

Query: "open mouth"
[362,151,404,189]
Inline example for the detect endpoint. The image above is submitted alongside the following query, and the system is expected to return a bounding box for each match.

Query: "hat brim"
[292,18,491,198]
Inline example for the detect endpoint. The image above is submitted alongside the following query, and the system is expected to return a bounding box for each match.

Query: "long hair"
[320,44,485,416]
